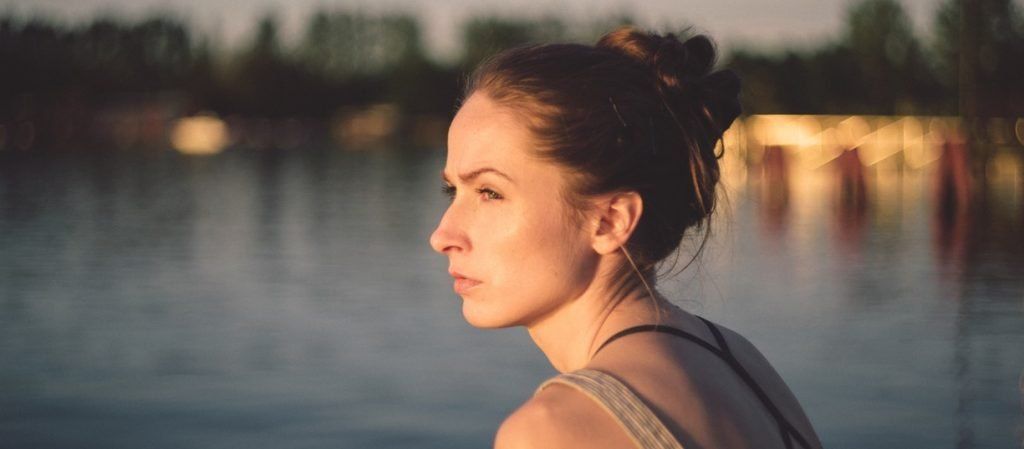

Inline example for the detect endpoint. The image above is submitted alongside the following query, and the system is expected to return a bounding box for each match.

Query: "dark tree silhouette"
[1,0,1022,151]
[934,0,1024,117]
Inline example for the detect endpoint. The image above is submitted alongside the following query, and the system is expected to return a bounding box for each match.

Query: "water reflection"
[0,142,1022,448]
[756,145,790,238]
[942,171,1024,449]
[732,123,1023,447]
[832,147,868,249]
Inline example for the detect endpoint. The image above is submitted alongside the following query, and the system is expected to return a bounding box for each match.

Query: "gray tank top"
[533,317,813,449]
[536,369,684,449]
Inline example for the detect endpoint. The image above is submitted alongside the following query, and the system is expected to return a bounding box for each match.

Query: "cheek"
[488,204,591,294]
[464,206,593,328]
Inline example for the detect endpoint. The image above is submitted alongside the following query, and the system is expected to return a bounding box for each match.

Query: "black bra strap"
[594,324,725,358]
[592,318,814,449]
[695,318,813,449]
[697,315,731,354]
[781,422,795,449]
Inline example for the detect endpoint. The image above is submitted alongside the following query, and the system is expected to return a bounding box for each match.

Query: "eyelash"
[441,184,504,201]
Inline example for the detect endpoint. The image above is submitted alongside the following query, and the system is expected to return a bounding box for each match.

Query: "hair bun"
[654,34,715,87]
[596,28,713,91]
[597,27,741,136]
[701,69,742,135]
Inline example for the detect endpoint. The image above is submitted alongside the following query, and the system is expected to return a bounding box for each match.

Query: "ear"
[590,191,643,255]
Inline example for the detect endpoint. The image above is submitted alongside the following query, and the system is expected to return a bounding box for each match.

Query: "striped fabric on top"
[535,369,685,449]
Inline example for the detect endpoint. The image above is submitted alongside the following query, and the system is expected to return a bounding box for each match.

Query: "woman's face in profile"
[430,93,598,329]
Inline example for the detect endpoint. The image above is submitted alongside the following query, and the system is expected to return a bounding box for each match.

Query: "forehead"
[446,93,538,172]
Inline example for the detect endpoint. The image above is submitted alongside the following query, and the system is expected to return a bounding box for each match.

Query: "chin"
[461,300,520,329]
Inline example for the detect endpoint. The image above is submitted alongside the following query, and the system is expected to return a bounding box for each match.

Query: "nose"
[429,205,468,255]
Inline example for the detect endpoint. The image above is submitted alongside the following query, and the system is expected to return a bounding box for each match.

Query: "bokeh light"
[171,114,228,155]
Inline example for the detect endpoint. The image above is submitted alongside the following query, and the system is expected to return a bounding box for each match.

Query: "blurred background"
[0,0,1022,448]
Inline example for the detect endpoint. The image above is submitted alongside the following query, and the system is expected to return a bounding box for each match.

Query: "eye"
[441,183,456,201]
[476,187,504,201]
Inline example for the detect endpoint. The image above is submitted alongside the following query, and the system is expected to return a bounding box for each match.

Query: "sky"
[1,0,963,60]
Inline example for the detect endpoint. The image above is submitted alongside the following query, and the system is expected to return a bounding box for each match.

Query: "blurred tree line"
[1,0,1021,147]
[729,0,1024,117]
[0,11,459,119]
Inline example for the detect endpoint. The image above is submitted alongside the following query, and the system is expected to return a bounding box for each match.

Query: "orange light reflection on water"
[721,114,1024,261]
[728,114,981,176]
[171,114,229,155]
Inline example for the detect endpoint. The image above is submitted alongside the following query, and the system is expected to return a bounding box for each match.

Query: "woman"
[430,27,823,449]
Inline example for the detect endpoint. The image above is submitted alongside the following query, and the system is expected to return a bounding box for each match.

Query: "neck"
[524,259,672,373]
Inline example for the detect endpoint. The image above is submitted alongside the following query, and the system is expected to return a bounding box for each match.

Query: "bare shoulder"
[494,381,634,449]
[708,321,824,449]
[709,322,802,403]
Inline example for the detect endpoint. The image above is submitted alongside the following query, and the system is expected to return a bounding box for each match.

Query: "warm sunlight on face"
[429,93,598,329]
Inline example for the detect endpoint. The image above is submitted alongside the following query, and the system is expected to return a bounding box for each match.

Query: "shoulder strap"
[696,318,813,449]
[593,317,814,449]
[536,369,685,449]
[696,316,731,353]
[595,324,724,357]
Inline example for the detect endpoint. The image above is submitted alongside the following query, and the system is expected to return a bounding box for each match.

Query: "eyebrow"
[441,167,515,184]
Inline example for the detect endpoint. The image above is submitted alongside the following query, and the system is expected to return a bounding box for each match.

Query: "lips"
[449,269,481,294]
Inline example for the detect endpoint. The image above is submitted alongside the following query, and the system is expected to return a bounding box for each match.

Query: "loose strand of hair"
[657,89,713,217]
[621,246,663,324]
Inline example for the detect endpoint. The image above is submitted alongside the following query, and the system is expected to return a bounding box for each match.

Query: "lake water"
[1,147,1022,448]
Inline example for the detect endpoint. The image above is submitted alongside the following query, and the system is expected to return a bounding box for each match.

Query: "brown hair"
[464,27,741,282]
